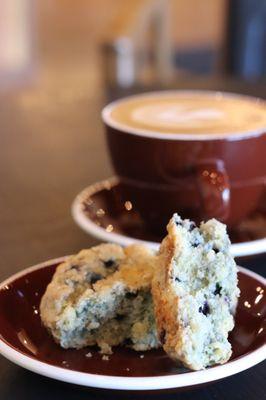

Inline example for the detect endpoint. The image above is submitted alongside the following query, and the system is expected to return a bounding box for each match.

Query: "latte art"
[105,92,266,136]
[132,104,225,129]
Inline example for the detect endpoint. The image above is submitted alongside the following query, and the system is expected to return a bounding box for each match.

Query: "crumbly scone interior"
[56,287,158,352]
[155,214,240,370]
[40,244,159,352]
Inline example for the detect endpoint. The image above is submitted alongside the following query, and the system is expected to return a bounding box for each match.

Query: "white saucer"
[0,257,265,391]
[72,177,266,257]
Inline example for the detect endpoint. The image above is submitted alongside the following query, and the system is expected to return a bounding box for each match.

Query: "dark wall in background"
[227,0,266,79]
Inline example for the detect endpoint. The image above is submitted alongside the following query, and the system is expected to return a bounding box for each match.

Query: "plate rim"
[71,177,266,257]
[0,257,265,391]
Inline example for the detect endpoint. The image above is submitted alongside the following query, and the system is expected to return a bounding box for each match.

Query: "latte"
[103,91,266,136]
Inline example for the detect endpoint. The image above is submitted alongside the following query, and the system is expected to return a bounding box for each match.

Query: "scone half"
[40,243,160,353]
[152,214,240,370]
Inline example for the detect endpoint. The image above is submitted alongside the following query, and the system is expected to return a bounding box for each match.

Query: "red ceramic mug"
[102,91,266,233]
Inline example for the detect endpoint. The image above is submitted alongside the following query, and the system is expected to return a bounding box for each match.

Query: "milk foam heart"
[132,104,225,129]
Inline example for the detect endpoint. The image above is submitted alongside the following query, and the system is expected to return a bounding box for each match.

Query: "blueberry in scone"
[40,243,160,353]
[152,214,240,370]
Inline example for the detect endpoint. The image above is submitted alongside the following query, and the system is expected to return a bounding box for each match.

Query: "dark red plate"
[0,258,265,391]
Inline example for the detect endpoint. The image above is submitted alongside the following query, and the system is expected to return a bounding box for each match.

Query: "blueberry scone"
[40,243,160,353]
[152,214,240,370]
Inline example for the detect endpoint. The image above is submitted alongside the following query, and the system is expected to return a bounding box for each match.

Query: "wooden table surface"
[0,78,265,400]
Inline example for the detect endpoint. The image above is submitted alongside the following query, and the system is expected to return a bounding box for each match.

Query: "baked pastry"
[40,243,160,353]
[152,214,240,370]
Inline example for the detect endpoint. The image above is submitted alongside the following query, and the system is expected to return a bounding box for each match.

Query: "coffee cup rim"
[102,90,266,141]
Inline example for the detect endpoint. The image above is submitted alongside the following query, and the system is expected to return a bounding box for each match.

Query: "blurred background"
[1,0,266,94]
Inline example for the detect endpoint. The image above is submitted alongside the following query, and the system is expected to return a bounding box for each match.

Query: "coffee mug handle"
[196,160,230,222]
